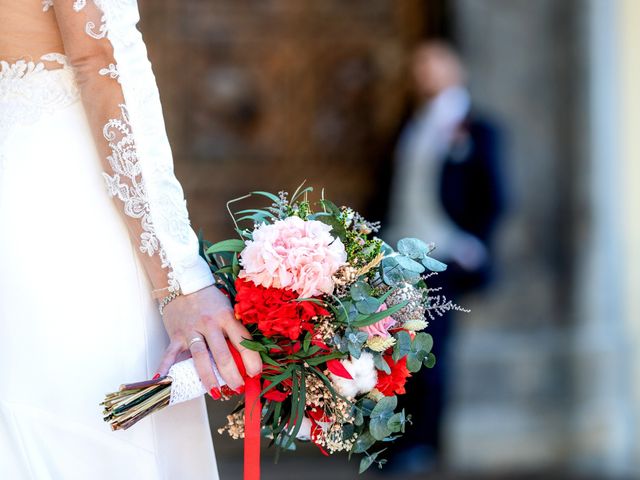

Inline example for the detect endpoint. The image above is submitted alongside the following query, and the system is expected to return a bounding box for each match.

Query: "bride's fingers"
[189,337,221,399]
[204,327,244,391]
[225,321,263,378]
[155,340,182,377]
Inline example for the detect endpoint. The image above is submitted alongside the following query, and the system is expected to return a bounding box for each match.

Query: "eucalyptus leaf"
[352,431,376,453]
[348,343,362,359]
[412,332,433,355]
[406,353,423,373]
[359,455,375,474]
[373,354,391,374]
[387,411,406,433]
[395,255,425,273]
[350,282,372,301]
[369,418,393,441]
[422,255,448,272]
[358,397,377,417]
[424,352,437,368]
[397,238,430,259]
[371,395,398,417]
[392,330,412,361]
[356,296,381,315]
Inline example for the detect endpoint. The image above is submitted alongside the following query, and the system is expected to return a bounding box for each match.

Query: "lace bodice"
[0,0,214,296]
[0,54,79,147]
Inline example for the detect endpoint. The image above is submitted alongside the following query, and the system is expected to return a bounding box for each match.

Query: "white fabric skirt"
[0,65,219,479]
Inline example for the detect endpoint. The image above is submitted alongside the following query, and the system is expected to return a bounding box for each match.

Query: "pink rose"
[239,216,347,297]
[360,303,396,338]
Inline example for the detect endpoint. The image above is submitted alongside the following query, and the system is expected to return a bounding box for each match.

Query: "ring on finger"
[188,336,205,349]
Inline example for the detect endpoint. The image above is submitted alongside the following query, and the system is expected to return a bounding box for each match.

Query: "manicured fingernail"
[209,387,221,400]
[234,385,245,395]
[152,373,161,380]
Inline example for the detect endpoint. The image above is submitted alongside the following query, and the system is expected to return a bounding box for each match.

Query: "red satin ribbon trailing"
[243,375,261,480]
[226,342,261,480]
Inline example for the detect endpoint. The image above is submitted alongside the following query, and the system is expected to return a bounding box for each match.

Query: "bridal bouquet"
[101,186,464,476]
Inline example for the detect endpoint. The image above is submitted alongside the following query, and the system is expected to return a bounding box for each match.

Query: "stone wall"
[139,0,427,240]
[445,0,586,471]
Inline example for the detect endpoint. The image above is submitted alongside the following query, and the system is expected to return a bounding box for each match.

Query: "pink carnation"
[239,216,347,298]
[360,303,396,338]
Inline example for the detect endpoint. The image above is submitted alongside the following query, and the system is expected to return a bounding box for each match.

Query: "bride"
[0,1,262,478]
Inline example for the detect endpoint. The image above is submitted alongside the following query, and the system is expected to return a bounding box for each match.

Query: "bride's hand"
[155,285,262,398]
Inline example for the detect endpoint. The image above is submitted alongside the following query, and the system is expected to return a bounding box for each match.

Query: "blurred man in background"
[382,40,505,472]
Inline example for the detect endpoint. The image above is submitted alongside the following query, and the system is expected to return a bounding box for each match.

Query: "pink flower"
[239,216,347,298]
[360,303,396,338]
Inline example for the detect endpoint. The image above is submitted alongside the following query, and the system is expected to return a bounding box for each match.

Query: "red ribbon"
[226,342,261,480]
[243,375,261,480]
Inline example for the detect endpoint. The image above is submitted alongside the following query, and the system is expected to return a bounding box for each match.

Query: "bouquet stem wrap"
[103,349,263,479]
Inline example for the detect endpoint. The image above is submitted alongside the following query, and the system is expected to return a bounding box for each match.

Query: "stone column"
[571,0,640,476]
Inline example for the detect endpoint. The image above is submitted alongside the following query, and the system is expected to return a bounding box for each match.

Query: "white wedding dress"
[0,1,219,479]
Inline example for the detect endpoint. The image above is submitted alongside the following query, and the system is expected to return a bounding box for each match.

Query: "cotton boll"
[329,352,378,397]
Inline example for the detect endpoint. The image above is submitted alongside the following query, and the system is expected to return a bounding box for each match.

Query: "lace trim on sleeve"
[53,0,213,295]
[102,104,180,292]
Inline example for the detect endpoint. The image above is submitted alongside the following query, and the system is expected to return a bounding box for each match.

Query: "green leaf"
[422,255,448,272]
[285,372,306,449]
[232,253,240,276]
[291,185,314,204]
[260,352,281,368]
[369,417,392,441]
[358,397,377,417]
[369,396,398,439]
[371,395,397,417]
[235,208,276,218]
[240,339,267,352]
[315,214,347,243]
[406,353,423,373]
[358,450,387,474]
[260,366,294,397]
[206,239,245,255]
[387,411,406,433]
[396,255,425,273]
[373,354,391,374]
[412,332,433,355]
[397,238,430,259]
[355,296,380,315]
[359,455,376,474]
[351,301,408,328]
[352,431,376,454]
[302,332,311,353]
[424,352,437,368]
[393,331,412,361]
[251,191,281,203]
[319,199,342,217]
[304,352,345,366]
[350,281,372,301]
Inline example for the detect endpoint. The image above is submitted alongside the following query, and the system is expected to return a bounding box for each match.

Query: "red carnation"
[375,356,411,396]
[234,278,328,340]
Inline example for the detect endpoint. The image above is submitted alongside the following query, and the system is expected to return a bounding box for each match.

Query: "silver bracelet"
[158,291,180,315]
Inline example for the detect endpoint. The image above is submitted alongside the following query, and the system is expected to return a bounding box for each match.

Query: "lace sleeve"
[50,0,214,295]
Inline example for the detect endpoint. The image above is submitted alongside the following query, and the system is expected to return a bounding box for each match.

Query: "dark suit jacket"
[371,108,506,292]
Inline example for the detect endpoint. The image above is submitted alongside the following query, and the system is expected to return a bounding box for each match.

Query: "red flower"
[234,278,328,340]
[375,356,411,396]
